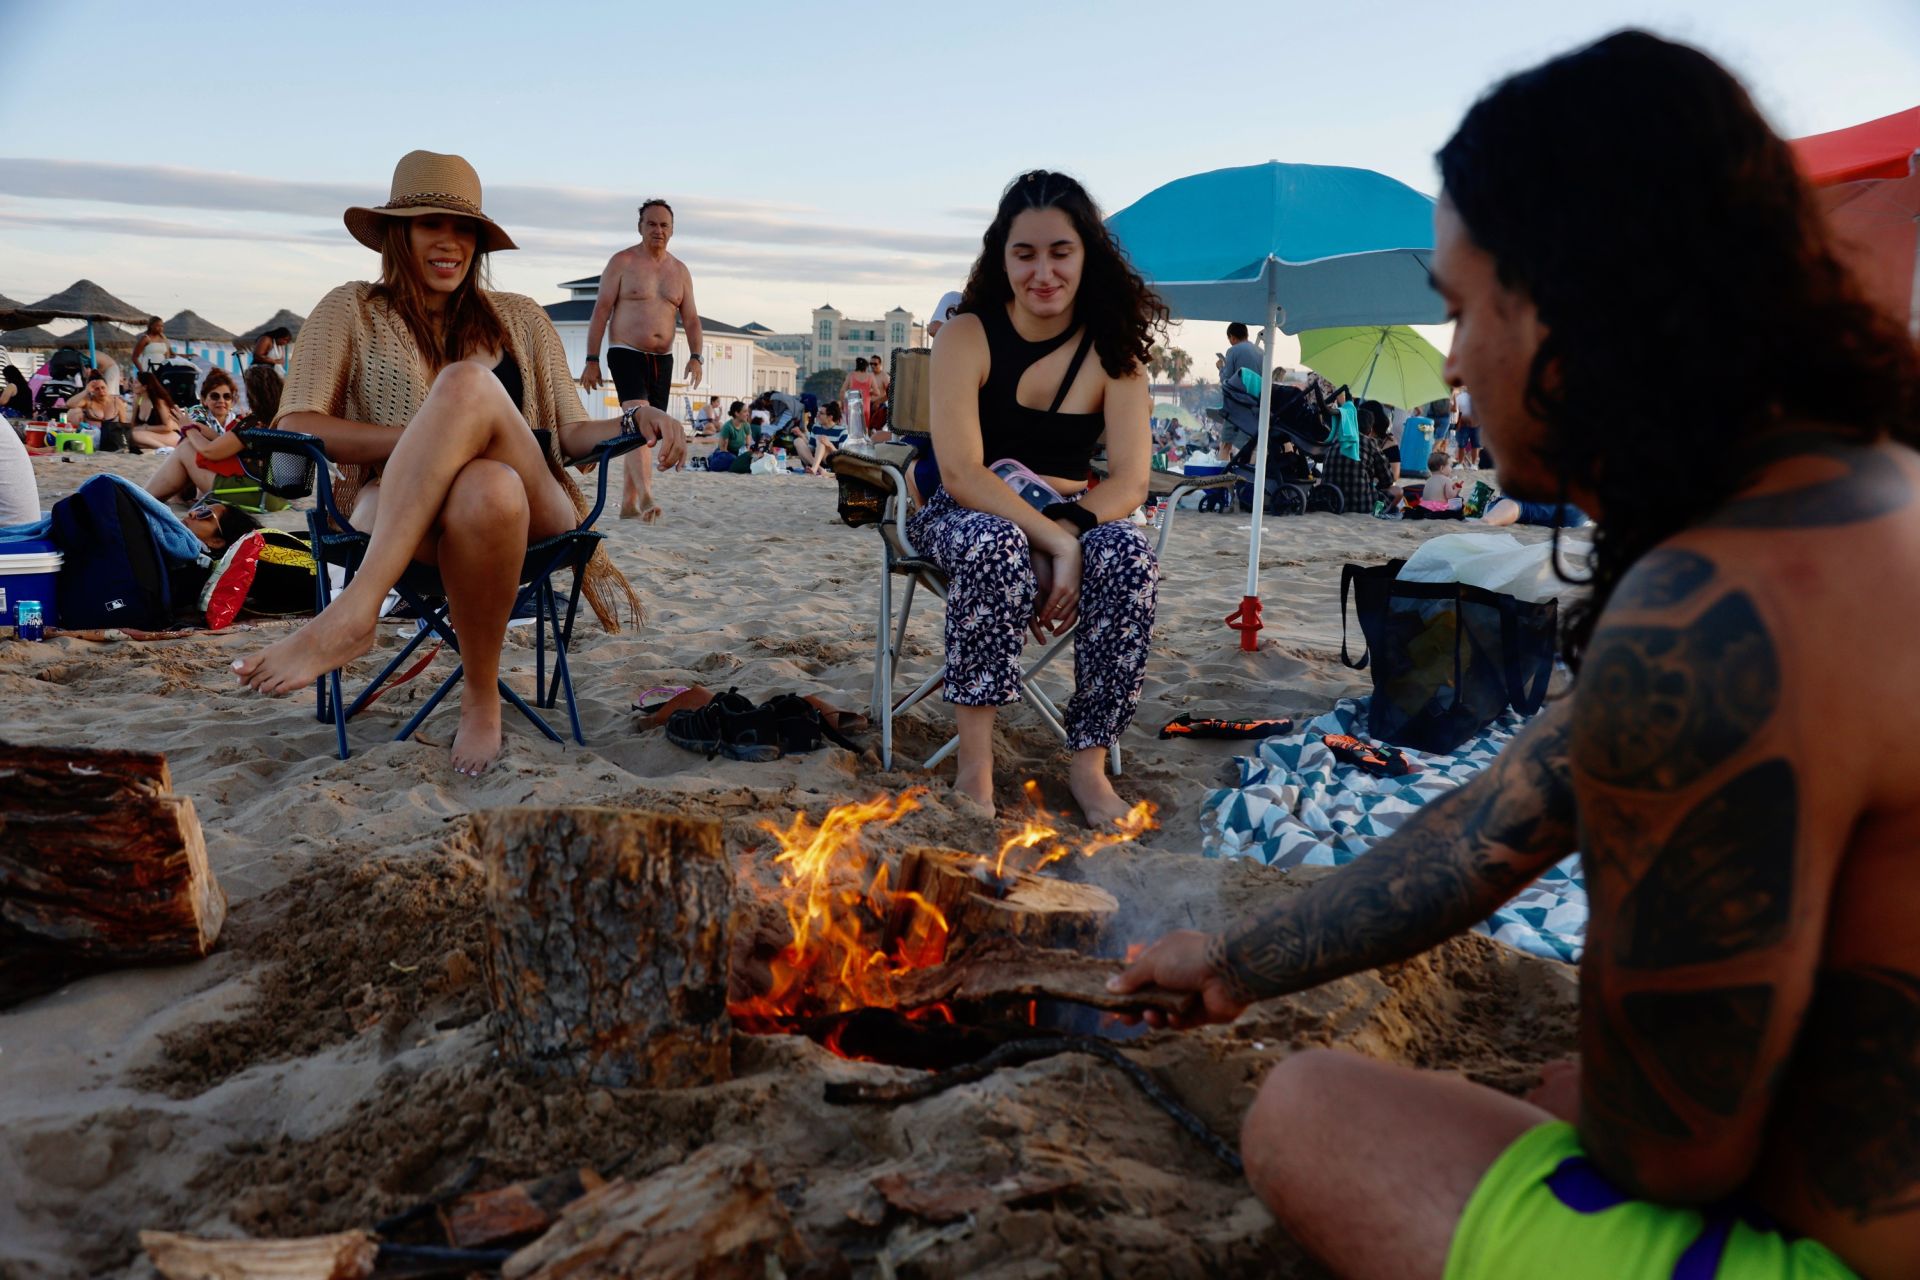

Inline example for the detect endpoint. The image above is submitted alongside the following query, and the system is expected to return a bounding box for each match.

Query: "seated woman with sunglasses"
[143,368,248,503]
[231,151,685,775]
[915,170,1162,825]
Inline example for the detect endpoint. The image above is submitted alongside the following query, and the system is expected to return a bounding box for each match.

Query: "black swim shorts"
[606,346,673,410]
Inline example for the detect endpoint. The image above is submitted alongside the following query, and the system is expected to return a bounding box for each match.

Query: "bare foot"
[233,606,376,696]
[638,498,662,524]
[619,500,640,520]
[450,697,504,777]
[1070,763,1133,827]
[955,760,996,819]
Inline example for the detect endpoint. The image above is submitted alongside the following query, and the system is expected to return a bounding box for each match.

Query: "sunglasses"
[187,502,217,519]
[203,391,233,401]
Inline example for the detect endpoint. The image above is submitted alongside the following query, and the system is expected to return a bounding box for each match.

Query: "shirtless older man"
[1114,32,1920,1280]
[580,199,702,522]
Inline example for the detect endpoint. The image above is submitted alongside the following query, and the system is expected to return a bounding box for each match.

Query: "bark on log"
[475,807,733,1089]
[886,937,1190,1015]
[140,1229,375,1280]
[439,1167,605,1249]
[0,742,226,1008]
[884,845,1117,957]
[503,1145,807,1280]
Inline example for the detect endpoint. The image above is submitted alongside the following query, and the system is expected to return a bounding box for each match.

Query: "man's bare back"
[603,245,690,354]
[1574,436,1920,1277]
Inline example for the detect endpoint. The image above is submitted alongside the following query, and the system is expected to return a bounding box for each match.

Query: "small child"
[1417,450,1467,512]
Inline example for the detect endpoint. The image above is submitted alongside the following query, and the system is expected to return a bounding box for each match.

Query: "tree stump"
[474,808,733,1089]
[140,1229,376,1280]
[0,742,226,1008]
[883,845,1117,959]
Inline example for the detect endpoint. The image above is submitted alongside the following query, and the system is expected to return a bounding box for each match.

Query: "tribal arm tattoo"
[1214,701,1578,1003]
[1572,548,1823,1203]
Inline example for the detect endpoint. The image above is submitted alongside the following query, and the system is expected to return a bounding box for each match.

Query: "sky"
[3,0,1914,368]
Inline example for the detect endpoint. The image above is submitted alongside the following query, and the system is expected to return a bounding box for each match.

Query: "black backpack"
[51,480,205,629]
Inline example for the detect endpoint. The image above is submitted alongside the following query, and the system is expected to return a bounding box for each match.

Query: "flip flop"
[636,686,714,731]
[1321,733,1418,777]
[632,684,692,714]
[1158,713,1294,741]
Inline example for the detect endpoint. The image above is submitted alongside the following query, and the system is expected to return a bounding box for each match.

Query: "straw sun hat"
[343,150,519,254]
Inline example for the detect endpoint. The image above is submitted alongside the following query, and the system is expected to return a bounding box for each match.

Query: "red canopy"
[1791,106,1920,186]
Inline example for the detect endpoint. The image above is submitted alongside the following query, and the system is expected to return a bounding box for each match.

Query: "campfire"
[728,786,1158,1066]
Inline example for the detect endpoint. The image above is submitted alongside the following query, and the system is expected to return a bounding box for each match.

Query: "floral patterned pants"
[907,487,1159,750]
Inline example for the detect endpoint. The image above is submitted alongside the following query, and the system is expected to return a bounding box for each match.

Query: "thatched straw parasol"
[1,325,63,351]
[21,280,151,364]
[0,293,54,329]
[237,309,307,344]
[163,310,238,344]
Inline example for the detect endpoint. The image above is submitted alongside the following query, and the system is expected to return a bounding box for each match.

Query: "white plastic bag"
[1396,532,1592,604]
[749,452,782,475]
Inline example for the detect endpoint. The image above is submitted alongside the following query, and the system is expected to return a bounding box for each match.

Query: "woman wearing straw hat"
[233,150,686,775]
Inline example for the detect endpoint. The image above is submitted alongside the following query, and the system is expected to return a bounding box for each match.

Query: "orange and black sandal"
[1159,713,1295,741]
[1321,733,1418,777]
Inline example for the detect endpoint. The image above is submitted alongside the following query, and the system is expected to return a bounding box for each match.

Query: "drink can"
[16,599,44,641]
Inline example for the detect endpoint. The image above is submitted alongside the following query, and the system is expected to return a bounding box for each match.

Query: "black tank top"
[492,352,525,413]
[976,306,1103,479]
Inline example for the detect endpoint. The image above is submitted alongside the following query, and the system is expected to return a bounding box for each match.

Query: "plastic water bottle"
[843,389,874,456]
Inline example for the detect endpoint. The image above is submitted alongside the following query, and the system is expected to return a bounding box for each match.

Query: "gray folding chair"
[832,431,1234,771]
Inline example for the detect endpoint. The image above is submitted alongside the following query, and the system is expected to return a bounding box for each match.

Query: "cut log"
[886,937,1190,1015]
[882,845,1117,959]
[0,742,226,1008]
[140,1229,375,1280]
[503,1145,808,1280]
[438,1167,605,1249]
[475,807,733,1089]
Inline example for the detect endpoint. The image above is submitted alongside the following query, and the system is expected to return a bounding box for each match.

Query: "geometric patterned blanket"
[1199,697,1587,964]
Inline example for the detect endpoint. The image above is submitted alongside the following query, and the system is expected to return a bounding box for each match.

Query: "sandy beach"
[0,449,1578,1278]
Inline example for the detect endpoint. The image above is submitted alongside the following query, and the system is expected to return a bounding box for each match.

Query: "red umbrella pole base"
[1225,595,1264,651]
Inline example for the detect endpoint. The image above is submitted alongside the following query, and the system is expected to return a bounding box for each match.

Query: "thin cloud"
[1,158,976,256]
[0,208,340,246]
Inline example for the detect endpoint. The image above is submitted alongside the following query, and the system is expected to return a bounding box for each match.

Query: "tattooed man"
[1113,31,1920,1280]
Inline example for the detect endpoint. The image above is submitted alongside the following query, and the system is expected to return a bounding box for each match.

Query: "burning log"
[0,742,226,1008]
[502,1145,808,1280]
[475,808,733,1089]
[882,846,1117,957]
[140,1229,376,1280]
[885,937,1188,1016]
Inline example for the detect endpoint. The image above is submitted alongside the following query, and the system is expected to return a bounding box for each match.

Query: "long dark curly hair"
[959,170,1167,378]
[1438,30,1920,670]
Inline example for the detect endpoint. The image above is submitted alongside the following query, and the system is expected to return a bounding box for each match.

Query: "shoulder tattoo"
[1575,591,1779,793]
[1706,442,1913,531]
[1611,549,1715,612]
[1614,758,1797,969]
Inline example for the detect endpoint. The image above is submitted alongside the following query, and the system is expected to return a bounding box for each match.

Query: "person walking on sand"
[578,198,702,523]
[1114,32,1920,1280]
[231,151,683,776]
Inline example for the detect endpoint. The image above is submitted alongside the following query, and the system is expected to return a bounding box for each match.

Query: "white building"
[544,276,796,420]
[756,304,924,379]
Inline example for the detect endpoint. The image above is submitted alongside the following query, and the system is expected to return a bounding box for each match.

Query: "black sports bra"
[975,306,1103,479]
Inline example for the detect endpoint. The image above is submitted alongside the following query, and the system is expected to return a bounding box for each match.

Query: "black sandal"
[665,688,783,762]
[761,693,863,755]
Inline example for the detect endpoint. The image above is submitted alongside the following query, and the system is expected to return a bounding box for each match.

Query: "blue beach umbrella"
[1109,162,1444,649]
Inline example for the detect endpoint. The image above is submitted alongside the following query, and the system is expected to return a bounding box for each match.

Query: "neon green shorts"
[1445,1122,1859,1279]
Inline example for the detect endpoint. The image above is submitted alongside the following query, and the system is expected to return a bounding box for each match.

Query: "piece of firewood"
[883,846,1117,957]
[474,808,733,1089]
[139,1229,375,1280]
[0,742,226,1008]
[503,1145,807,1280]
[885,937,1189,1015]
[438,1166,602,1249]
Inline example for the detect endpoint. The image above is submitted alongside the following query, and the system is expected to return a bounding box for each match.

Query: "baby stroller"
[155,358,201,409]
[1228,384,1346,515]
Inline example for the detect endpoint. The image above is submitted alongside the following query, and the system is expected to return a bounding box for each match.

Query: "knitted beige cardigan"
[277,282,640,631]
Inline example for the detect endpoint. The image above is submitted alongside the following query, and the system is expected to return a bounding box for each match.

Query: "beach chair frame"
[236,426,647,760]
[835,440,1230,773]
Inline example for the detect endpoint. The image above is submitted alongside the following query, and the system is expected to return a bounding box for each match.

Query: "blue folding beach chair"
[236,425,646,760]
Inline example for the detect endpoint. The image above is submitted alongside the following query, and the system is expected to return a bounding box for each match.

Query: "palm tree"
[1165,347,1193,387]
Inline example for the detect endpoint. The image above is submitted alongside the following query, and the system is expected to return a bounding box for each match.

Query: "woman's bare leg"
[437,459,528,775]
[144,453,193,501]
[131,428,179,450]
[955,705,997,816]
[235,361,566,696]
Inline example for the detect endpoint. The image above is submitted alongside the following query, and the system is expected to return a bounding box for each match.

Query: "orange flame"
[728,782,1158,1036]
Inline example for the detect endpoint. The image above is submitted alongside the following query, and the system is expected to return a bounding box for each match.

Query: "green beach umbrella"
[1297,324,1448,409]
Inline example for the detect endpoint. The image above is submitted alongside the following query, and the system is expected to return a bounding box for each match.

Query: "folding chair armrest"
[235,426,348,525]
[566,429,651,530]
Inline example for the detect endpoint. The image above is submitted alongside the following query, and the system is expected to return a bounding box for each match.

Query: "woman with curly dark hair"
[1115,30,1920,1280]
[915,170,1166,825]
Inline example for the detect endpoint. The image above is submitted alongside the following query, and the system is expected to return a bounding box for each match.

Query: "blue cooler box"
[1398,416,1435,477]
[0,536,62,628]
